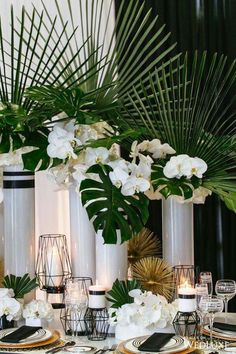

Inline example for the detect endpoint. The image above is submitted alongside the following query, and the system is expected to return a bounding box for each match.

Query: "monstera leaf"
[80,164,149,244]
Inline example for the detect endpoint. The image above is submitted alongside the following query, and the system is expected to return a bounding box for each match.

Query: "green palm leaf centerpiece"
[123,52,236,212]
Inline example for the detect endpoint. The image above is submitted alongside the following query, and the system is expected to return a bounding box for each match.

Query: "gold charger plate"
[202,326,236,341]
[0,330,60,349]
[117,336,194,354]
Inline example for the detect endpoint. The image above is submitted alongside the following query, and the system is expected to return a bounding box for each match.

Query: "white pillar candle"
[88,285,106,309]
[45,246,63,287]
[178,286,196,312]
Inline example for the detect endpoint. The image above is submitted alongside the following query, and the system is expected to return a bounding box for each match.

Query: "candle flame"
[179,280,193,288]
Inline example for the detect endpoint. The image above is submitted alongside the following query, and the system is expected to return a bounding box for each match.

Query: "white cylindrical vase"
[96,230,128,290]
[162,198,194,267]
[3,165,35,277]
[69,184,96,282]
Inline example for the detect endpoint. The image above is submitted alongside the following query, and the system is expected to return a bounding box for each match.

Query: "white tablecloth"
[1,313,236,354]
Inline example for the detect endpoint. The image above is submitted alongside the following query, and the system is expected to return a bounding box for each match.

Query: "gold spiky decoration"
[128,227,161,265]
[131,257,175,301]
[0,258,4,286]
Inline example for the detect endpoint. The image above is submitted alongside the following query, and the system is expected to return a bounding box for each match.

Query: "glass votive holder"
[61,303,88,336]
[61,277,92,336]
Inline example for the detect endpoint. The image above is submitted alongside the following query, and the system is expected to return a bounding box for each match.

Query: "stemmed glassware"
[199,271,213,295]
[195,283,208,338]
[199,295,224,347]
[215,279,236,314]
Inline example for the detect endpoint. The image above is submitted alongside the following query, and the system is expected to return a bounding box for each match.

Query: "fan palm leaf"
[24,0,177,113]
[122,52,236,211]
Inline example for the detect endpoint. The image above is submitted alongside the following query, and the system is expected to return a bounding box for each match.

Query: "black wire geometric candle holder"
[61,277,93,336]
[84,308,109,341]
[173,311,200,339]
[36,234,72,309]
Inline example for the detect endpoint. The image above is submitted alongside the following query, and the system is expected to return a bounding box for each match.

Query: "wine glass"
[199,271,213,295]
[195,284,208,338]
[199,295,224,347]
[215,279,236,314]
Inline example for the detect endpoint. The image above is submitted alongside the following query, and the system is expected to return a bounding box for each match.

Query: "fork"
[94,345,109,354]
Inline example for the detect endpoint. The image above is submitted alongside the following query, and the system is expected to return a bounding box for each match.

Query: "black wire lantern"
[36,234,72,308]
[173,311,200,339]
[84,308,109,341]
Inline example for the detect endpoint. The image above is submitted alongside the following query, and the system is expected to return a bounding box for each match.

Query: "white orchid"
[121,176,150,196]
[110,289,178,330]
[163,154,189,178]
[180,157,208,178]
[23,300,54,321]
[138,139,176,159]
[47,123,81,160]
[0,297,22,321]
[109,166,129,189]
[84,147,109,166]
[0,288,14,298]
[163,154,207,179]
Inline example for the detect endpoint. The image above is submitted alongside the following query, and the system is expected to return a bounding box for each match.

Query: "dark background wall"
[115,0,236,310]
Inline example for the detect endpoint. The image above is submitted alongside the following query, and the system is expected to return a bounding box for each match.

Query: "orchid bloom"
[138,139,176,159]
[163,154,207,179]
[47,122,81,160]
[109,166,129,189]
[84,147,109,166]
[0,297,22,321]
[180,157,208,178]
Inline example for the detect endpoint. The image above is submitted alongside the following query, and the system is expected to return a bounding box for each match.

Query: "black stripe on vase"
[3,171,35,176]
[3,180,35,189]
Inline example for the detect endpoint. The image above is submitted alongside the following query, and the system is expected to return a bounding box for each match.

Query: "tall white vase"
[3,165,35,277]
[162,198,194,267]
[96,230,128,290]
[69,184,96,282]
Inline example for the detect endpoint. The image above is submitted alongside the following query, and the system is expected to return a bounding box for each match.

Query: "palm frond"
[27,0,177,112]
[122,52,236,211]
[106,279,142,309]
[3,273,38,298]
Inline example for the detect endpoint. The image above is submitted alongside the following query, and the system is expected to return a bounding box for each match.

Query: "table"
[1,313,236,354]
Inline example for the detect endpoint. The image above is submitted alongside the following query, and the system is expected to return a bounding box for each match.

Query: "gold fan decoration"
[131,257,175,301]
[128,227,161,265]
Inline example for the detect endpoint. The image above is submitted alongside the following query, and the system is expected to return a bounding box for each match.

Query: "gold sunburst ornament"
[132,257,175,301]
[128,227,161,264]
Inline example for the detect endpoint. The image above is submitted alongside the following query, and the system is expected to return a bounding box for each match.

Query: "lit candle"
[45,246,63,287]
[178,281,196,312]
[88,285,106,309]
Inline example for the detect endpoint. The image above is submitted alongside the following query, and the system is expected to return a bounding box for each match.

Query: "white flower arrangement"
[47,122,210,204]
[0,288,22,321]
[23,300,54,321]
[109,289,178,330]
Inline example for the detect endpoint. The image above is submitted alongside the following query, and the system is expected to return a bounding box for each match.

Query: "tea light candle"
[88,285,106,309]
[178,283,196,312]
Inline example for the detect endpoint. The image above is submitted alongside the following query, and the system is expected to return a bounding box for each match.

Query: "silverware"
[94,346,109,354]
[45,340,76,354]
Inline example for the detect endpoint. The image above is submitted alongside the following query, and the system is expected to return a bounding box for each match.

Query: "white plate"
[65,346,96,353]
[204,325,236,340]
[0,328,52,345]
[124,335,190,354]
